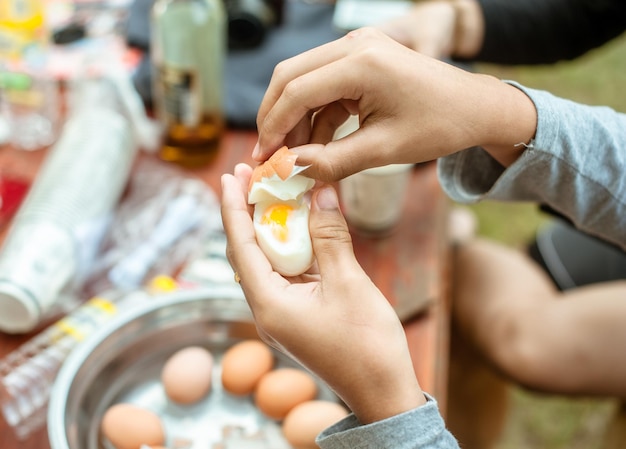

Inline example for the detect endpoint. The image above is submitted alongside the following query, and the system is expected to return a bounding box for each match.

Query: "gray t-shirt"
[439,81,626,251]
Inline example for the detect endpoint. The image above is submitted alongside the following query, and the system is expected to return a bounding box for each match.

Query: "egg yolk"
[261,204,293,242]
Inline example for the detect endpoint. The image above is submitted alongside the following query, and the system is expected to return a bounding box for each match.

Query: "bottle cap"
[0,281,41,334]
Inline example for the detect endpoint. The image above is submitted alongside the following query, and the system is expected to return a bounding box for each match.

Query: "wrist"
[480,79,538,166]
[337,349,427,424]
[448,0,484,59]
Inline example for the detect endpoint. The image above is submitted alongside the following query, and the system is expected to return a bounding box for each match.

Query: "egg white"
[252,199,314,277]
[248,173,315,204]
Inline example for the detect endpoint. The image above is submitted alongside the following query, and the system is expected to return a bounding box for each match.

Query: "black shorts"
[528,219,626,291]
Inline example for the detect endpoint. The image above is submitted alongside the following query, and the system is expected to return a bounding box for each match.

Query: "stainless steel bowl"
[48,286,338,449]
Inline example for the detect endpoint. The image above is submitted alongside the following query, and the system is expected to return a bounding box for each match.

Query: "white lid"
[0,281,41,334]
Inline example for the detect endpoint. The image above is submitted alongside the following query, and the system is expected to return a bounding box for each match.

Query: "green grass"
[460,32,626,449]
[497,390,617,449]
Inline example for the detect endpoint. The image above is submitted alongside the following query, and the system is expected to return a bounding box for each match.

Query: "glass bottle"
[151,0,226,168]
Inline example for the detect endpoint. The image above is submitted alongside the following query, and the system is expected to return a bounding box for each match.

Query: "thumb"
[309,185,358,277]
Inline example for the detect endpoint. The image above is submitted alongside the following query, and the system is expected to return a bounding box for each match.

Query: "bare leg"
[453,238,626,398]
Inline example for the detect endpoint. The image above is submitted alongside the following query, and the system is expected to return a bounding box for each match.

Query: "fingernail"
[315,185,339,210]
[252,142,260,159]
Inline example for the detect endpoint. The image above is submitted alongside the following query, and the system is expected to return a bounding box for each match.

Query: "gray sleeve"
[316,394,459,449]
[437,81,626,251]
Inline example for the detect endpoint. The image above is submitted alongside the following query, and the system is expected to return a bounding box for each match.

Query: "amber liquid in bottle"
[159,112,224,167]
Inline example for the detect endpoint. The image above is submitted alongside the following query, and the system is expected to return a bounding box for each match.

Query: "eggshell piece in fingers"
[249,146,299,190]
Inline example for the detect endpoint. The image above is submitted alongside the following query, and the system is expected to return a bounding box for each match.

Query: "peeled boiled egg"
[221,339,275,395]
[248,146,315,277]
[101,403,165,449]
[282,400,350,449]
[254,367,318,420]
[161,346,213,404]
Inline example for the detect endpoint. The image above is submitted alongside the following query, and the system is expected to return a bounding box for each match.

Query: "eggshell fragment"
[101,403,165,449]
[282,400,350,449]
[249,146,299,190]
[254,368,318,420]
[221,340,275,395]
[161,346,213,404]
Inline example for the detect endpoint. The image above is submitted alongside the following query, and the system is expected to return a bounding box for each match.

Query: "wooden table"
[0,130,451,448]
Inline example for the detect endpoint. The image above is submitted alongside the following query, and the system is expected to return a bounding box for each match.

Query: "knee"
[484,310,574,394]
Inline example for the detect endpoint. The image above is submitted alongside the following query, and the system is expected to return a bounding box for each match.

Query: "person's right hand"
[254,28,536,180]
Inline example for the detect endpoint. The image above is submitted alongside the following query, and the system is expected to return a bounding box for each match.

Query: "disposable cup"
[339,163,413,236]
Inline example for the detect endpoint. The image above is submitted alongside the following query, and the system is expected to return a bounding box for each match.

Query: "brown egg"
[221,340,274,395]
[161,346,213,404]
[100,403,165,449]
[282,400,350,449]
[254,368,318,420]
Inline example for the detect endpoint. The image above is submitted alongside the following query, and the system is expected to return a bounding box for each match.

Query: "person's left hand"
[220,163,426,424]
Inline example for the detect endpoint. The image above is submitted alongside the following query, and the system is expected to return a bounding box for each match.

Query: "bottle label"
[157,65,201,128]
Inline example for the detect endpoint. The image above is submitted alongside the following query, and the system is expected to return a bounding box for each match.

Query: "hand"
[377,0,485,59]
[254,28,536,180]
[220,163,426,424]
[376,1,457,58]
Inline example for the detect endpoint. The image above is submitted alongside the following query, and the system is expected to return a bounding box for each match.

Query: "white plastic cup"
[340,163,413,235]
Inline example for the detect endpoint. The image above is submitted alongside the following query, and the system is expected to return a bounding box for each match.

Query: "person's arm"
[438,82,626,250]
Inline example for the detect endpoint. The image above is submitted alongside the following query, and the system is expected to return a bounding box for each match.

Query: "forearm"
[439,83,626,250]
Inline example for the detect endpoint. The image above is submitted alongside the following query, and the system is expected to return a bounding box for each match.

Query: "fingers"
[309,102,355,145]
[308,185,360,282]
[255,28,395,161]
[257,57,364,158]
[220,165,278,296]
[291,121,399,182]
